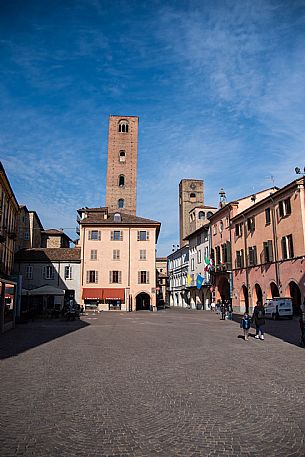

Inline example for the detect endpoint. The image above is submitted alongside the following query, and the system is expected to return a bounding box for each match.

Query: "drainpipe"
[242,214,250,313]
[269,195,280,292]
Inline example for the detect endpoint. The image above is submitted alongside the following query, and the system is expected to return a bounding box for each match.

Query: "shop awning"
[103,288,125,301]
[28,285,65,296]
[82,288,103,300]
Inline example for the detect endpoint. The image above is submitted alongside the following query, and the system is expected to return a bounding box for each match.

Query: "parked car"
[264,297,293,320]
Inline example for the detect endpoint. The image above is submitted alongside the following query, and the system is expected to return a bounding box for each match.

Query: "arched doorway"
[218,277,230,302]
[270,282,279,298]
[136,292,151,311]
[240,285,249,313]
[253,283,263,305]
[287,281,302,315]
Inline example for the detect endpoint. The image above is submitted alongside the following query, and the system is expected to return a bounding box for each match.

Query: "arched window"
[118,120,129,133]
[207,211,213,219]
[198,211,205,220]
[119,175,125,187]
[119,150,126,162]
[118,198,125,209]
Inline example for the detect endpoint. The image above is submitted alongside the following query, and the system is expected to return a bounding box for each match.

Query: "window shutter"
[281,237,287,259]
[288,235,294,258]
[138,271,141,284]
[137,231,140,241]
[147,271,150,284]
[279,201,284,217]
[88,230,91,240]
[95,271,98,283]
[109,271,112,283]
[268,241,273,262]
[120,231,123,241]
[86,271,89,283]
[147,231,150,241]
[98,231,101,241]
[118,271,122,283]
[286,199,291,215]
[111,231,114,241]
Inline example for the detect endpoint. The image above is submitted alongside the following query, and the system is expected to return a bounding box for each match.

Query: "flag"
[187,274,193,286]
[196,274,204,289]
[204,256,210,265]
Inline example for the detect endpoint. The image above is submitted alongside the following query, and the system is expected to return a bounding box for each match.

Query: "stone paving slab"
[0,309,305,456]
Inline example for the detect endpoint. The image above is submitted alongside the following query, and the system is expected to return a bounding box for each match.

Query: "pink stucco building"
[210,178,305,313]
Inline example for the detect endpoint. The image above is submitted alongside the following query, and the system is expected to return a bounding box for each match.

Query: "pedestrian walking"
[221,301,226,320]
[216,300,221,315]
[252,301,266,340]
[240,312,251,340]
[227,301,233,320]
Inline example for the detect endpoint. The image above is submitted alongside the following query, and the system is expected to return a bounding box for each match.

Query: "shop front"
[82,288,125,311]
[0,279,17,333]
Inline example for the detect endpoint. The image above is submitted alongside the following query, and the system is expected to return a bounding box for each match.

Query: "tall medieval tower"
[179,179,204,247]
[106,115,139,215]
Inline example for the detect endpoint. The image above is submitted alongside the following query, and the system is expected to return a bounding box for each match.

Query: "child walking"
[240,312,251,341]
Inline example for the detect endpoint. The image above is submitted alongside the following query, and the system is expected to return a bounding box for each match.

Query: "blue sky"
[1,0,305,256]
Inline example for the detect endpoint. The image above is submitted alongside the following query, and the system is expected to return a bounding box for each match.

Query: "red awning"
[103,288,125,301]
[82,288,103,300]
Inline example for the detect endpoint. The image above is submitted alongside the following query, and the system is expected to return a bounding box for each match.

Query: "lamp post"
[295,167,305,176]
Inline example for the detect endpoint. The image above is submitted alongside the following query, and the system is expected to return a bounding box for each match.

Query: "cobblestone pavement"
[1,309,305,457]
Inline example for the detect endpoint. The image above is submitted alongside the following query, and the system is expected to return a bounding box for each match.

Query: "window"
[64,266,72,280]
[118,120,129,133]
[111,230,123,241]
[25,265,32,279]
[190,193,196,201]
[215,246,221,264]
[90,249,97,260]
[119,150,126,162]
[88,230,101,241]
[247,217,255,231]
[263,241,273,263]
[248,246,257,266]
[236,250,244,268]
[197,249,202,264]
[137,230,149,241]
[109,270,122,283]
[213,224,217,235]
[118,198,125,208]
[281,234,294,260]
[191,258,194,271]
[265,208,271,225]
[113,249,120,260]
[140,249,146,260]
[24,231,30,240]
[138,271,149,284]
[235,223,242,237]
[207,211,213,219]
[43,265,54,280]
[221,243,230,263]
[279,198,291,218]
[86,270,98,283]
[198,211,205,220]
[219,221,224,233]
[119,175,125,187]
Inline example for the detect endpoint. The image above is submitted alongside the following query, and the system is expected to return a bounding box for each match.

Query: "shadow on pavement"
[0,318,90,360]
[232,313,301,347]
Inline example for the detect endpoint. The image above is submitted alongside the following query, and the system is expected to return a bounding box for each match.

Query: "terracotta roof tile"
[15,248,81,262]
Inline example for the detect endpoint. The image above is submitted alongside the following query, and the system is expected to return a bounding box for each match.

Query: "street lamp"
[295,167,305,175]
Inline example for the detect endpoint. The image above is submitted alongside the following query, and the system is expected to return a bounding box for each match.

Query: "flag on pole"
[187,274,193,286]
[196,274,204,289]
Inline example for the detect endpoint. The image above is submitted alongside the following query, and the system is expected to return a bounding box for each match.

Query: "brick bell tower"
[106,115,139,215]
[179,179,204,247]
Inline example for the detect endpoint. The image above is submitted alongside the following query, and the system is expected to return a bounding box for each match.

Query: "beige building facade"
[16,206,44,252]
[106,115,138,215]
[78,207,160,311]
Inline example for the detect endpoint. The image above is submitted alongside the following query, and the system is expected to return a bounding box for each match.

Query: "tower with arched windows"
[106,115,139,215]
[179,179,204,247]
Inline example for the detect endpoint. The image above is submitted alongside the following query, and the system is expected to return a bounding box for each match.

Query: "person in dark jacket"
[240,312,251,340]
[252,301,265,340]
